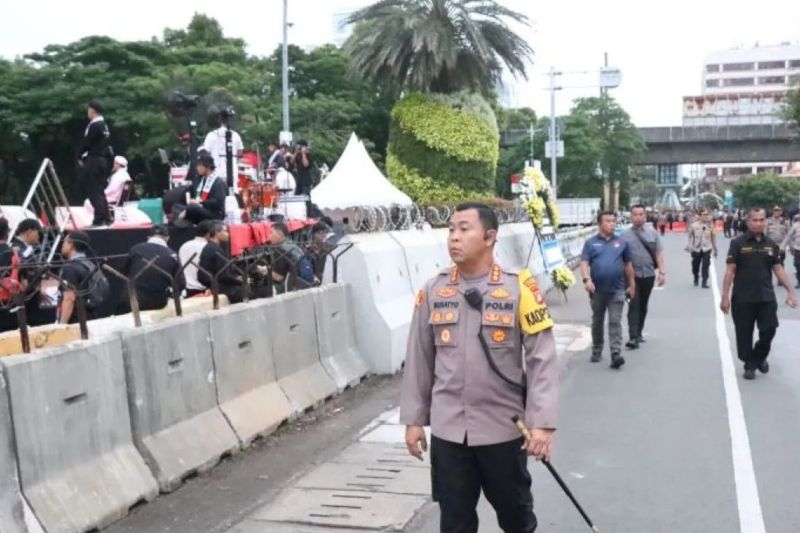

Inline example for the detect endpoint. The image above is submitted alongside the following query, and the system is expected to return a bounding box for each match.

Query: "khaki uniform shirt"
[781,222,800,252]
[399,264,558,446]
[688,221,715,253]
[766,217,789,244]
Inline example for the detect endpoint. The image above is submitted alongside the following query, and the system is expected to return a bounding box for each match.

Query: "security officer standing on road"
[720,207,798,380]
[766,206,789,266]
[781,214,800,289]
[687,209,717,288]
[401,202,558,533]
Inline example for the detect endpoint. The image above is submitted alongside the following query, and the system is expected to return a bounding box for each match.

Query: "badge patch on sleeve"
[415,290,426,308]
[517,269,554,334]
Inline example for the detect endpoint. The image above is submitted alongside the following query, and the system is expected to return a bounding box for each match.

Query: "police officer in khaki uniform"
[781,214,800,289]
[401,202,558,533]
[766,206,789,266]
[687,209,717,288]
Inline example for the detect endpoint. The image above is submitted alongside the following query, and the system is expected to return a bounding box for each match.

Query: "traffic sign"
[545,141,564,158]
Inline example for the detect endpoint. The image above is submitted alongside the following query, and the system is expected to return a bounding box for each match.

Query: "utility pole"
[549,67,558,198]
[529,121,535,163]
[281,0,290,136]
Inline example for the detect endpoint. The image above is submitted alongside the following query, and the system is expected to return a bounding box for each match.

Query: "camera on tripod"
[168,91,200,116]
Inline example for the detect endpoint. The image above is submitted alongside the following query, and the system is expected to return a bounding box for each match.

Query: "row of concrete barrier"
[333,223,597,373]
[0,283,368,533]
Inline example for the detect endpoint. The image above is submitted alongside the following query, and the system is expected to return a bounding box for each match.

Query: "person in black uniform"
[58,231,102,323]
[175,152,227,227]
[117,225,185,313]
[198,221,243,303]
[720,207,798,380]
[78,101,114,226]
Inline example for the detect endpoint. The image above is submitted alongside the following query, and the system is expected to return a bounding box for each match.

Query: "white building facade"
[682,44,800,182]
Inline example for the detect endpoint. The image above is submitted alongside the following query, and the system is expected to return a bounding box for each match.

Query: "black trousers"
[431,435,536,533]
[731,300,778,370]
[691,251,711,283]
[185,204,221,225]
[794,250,800,285]
[80,156,111,225]
[723,224,732,238]
[628,276,655,341]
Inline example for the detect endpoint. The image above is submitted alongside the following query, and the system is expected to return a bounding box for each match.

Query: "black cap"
[67,231,90,247]
[197,152,216,169]
[152,225,170,238]
[296,139,308,147]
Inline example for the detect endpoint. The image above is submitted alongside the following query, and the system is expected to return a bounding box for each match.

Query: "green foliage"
[0,14,395,202]
[786,84,800,128]
[733,174,800,208]
[391,93,499,164]
[345,0,532,96]
[386,153,490,204]
[496,107,537,131]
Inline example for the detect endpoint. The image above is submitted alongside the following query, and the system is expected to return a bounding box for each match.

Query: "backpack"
[75,258,110,309]
[296,254,316,284]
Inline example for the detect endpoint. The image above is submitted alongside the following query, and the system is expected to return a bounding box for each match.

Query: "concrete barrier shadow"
[2,337,158,532]
[209,301,293,447]
[121,315,239,493]
[270,292,338,414]
[311,284,369,393]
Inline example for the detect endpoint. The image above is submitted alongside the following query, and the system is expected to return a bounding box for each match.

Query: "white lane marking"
[709,266,766,533]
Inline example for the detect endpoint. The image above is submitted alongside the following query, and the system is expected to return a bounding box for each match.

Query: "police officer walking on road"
[781,214,800,289]
[687,209,717,288]
[401,202,558,533]
[720,207,798,380]
[620,205,666,350]
[766,206,789,267]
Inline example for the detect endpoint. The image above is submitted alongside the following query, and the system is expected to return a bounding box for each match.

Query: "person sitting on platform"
[117,225,185,314]
[58,231,107,324]
[175,152,226,227]
[198,221,244,304]
[179,219,212,297]
[105,155,133,206]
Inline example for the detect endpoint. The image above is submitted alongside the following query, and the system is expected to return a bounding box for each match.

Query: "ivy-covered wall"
[387,92,499,204]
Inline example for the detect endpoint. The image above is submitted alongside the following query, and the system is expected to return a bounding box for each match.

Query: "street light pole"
[549,67,558,198]
[281,0,290,135]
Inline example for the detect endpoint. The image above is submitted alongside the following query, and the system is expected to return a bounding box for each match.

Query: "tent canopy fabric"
[311,133,413,209]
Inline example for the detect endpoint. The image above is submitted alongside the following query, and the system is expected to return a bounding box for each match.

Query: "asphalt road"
[410,230,800,533]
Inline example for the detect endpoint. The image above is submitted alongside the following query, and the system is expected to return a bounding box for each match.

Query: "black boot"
[610,353,625,369]
[693,277,699,287]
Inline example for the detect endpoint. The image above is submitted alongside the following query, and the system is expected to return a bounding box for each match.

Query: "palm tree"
[345,0,533,95]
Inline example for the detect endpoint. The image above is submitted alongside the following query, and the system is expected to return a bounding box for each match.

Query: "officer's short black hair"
[630,204,646,212]
[87,100,105,114]
[455,202,498,232]
[597,210,616,224]
[0,218,9,241]
[197,152,216,169]
[15,218,40,236]
[748,207,766,218]
[273,222,290,237]
[208,221,227,238]
[311,222,330,235]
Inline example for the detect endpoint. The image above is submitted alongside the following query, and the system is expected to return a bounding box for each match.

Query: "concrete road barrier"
[311,284,369,393]
[270,292,338,414]
[121,316,239,493]
[333,233,415,373]
[0,361,37,533]
[495,224,526,270]
[209,301,293,447]
[2,337,158,533]
[389,228,450,293]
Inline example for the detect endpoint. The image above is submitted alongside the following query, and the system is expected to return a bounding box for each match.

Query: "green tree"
[785,78,800,128]
[733,174,800,208]
[345,0,532,96]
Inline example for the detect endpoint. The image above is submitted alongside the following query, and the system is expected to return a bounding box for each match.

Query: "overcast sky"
[3,0,800,127]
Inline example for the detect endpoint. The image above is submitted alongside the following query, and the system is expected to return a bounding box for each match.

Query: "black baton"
[512,416,599,533]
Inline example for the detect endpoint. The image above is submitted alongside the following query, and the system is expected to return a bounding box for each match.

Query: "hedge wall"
[387,92,500,203]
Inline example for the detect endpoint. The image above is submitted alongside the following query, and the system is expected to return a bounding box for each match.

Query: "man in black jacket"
[78,101,114,226]
[117,225,185,313]
[176,152,227,226]
[198,221,243,303]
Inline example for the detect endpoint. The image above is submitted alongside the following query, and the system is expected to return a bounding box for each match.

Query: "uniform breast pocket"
[430,308,459,347]
[481,311,516,348]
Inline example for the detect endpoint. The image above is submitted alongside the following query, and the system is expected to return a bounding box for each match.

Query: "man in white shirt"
[105,155,132,205]
[202,110,243,188]
[179,219,211,297]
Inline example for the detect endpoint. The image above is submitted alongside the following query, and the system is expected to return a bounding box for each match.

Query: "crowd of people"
[0,216,336,333]
[581,204,798,380]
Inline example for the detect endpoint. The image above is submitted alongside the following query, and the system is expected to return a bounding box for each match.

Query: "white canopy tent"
[311,133,413,209]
